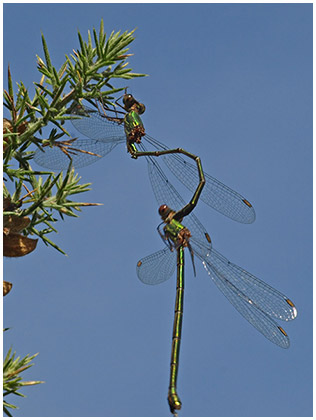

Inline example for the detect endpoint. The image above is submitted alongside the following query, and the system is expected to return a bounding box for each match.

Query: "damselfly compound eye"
[123,94,135,109]
[137,103,146,115]
[158,204,169,217]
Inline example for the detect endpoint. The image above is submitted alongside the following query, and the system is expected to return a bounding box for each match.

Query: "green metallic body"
[158,152,205,415]
[123,109,145,154]
[168,245,184,414]
[164,219,185,244]
[124,110,144,137]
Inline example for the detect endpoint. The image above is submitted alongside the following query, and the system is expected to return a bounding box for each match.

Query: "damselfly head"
[123,94,145,115]
[123,94,138,110]
[158,204,172,220]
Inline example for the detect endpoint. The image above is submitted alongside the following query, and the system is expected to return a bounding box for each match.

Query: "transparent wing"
[140,144,212,256]
[191,240,297,348]
[71,105,126,143]
[34,139,120,170]
[136,247,176,285]
[201,246,297,321]
[144,134,256,224]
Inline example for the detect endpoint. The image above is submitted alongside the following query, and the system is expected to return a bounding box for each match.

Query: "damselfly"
[34,94,255,225]
[136,154,297,416]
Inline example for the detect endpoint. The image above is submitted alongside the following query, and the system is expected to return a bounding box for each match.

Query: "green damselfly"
[136,154,297,416]
[34,94,255,225]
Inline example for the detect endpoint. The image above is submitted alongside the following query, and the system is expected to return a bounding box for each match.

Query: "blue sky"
[3,3,312,417]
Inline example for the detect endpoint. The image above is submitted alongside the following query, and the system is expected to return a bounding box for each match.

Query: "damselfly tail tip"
[168,394,181,416]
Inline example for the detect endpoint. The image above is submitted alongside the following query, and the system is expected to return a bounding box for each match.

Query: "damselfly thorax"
[164,219,192,250]
[124,109,145,145]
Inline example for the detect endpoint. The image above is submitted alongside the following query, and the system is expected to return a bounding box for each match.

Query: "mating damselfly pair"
[34,93,297,416]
